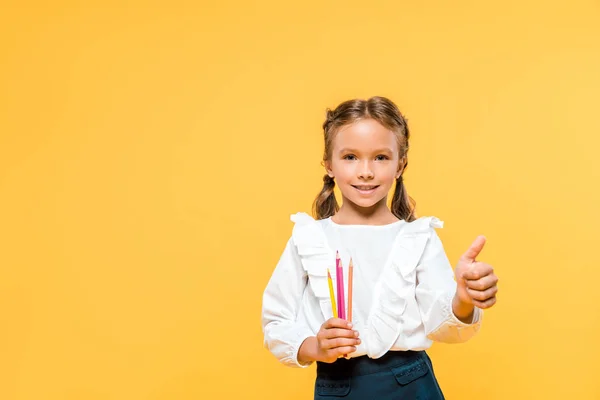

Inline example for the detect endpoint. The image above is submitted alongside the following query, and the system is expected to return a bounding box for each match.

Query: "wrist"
[298,336,319,364]
[452,295,475,323]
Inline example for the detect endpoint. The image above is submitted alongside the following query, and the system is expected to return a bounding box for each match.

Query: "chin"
[346,196,386,209]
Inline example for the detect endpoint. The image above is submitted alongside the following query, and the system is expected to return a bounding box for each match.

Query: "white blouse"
[261,212,482,368]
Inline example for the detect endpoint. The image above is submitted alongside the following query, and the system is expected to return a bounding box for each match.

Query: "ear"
[324,160,334,178]
[396,157,406,179]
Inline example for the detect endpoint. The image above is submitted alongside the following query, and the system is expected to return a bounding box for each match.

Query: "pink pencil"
[336,251,346,319]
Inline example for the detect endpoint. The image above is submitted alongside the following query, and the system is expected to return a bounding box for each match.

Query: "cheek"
[378,165,399,181]
[338,170,355,182]
[331,163,352,179]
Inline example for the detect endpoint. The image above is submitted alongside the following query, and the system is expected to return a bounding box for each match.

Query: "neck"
[333,196,398,226]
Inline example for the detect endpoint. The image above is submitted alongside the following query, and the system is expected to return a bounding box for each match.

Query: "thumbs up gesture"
[454,236,499,310]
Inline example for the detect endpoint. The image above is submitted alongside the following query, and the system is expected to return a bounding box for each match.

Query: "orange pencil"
[348,258,354,322]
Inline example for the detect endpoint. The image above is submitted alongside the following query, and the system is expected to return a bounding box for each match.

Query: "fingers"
[321,328,359,340]
[460,235,486,263]
[322,318,353,330]
[465,271,498,291]
[461,261,499,309]
[322,337,361,350]
[318,318,361,361]
[318,321,360,349]
[472,296,497,309]
[462,262,494,281]
[466,285,498,301]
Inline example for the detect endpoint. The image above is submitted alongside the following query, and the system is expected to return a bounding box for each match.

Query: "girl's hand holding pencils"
[298,253,357,364]
[297,319,360,364]
[453,236,499,320]
[315,318,360,363]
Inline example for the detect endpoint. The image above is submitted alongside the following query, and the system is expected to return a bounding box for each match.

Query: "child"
[261,96,499,399]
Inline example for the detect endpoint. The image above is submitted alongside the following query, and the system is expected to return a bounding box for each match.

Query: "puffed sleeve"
[416,229,483,343]
[261,238,314,367]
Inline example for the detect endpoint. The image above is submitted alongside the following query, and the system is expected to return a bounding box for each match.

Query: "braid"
[391,174,417,222]
[312,175,339,219]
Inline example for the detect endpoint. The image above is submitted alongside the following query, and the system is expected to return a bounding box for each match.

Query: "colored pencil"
[348,258,353,322]
[336,251,346,320]
[327,268,338,318]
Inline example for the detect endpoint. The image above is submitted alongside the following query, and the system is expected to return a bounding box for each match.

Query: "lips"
[353,185,379,190]
[352,185,380,194]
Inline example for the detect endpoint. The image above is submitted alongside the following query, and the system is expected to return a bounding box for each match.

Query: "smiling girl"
[262,96,499,399]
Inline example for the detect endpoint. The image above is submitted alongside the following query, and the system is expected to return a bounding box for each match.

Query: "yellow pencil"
[327,268,338,318]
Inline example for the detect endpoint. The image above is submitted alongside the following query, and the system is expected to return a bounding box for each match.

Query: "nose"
[357,160,374,180]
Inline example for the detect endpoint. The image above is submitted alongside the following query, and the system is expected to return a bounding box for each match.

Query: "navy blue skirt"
[314,350,445,399]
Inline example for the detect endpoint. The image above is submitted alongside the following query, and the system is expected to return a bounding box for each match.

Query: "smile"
[352,185,380,193]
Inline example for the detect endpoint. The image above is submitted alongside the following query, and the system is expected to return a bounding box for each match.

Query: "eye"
[375,155,389,161]
[343,154,357,161]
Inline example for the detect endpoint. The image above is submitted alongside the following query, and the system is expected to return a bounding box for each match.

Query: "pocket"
[391,357,429,386]
[315,376,351,397]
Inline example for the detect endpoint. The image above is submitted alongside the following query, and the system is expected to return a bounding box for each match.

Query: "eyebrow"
[338,147,394,154]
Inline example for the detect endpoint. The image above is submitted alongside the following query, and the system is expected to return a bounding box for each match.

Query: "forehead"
[333,119,398,152]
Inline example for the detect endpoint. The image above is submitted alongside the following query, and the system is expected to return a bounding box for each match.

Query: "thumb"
[460,235,486,264]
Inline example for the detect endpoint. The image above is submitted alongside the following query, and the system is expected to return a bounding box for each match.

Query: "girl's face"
[325,118,404,211]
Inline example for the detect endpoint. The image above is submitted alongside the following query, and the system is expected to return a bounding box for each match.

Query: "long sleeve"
[415,229,483,343]
[262,238,314,368]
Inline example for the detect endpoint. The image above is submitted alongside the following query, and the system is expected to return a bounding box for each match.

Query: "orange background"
[1,1,599,399]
